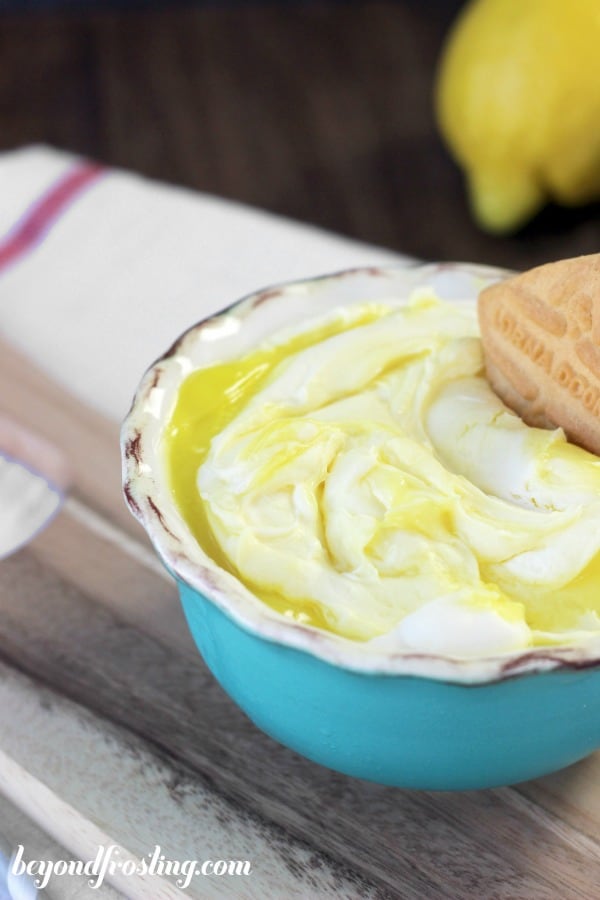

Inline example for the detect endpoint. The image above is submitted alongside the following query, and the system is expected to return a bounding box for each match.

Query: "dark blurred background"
[0,0,598,269]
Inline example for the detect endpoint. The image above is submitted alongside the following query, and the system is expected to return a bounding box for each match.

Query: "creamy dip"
[165,294,600,658]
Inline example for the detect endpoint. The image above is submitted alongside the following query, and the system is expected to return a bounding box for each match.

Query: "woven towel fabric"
[0,146,403,421]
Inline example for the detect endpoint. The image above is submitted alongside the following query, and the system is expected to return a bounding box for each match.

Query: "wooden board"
[2,334,600,899]
[0,788,123,899]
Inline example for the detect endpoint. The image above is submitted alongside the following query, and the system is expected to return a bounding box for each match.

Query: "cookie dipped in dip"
[164,286,600,660]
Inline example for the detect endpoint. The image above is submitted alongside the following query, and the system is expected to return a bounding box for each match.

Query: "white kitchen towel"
[0,145,404,422]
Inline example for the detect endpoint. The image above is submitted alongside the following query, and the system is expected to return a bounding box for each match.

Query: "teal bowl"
[122,263,600,790]
[178,578,600,790]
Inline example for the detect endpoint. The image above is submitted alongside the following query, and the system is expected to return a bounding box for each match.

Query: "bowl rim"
[121,261,600,684]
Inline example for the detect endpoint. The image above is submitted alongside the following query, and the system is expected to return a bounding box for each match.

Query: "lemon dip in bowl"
[122,264,600,789]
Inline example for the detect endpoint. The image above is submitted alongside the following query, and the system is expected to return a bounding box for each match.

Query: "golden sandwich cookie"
[478,254,600,455]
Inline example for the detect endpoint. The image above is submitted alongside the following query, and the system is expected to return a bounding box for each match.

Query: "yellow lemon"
[436,0,600,232]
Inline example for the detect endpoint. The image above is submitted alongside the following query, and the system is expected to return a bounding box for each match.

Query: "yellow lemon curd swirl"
[164,295,600,655]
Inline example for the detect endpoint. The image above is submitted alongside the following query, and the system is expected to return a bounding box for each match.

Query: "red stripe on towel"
[0,162,104,274]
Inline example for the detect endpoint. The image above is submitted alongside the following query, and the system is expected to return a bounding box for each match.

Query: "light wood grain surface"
[0,788,123,899]
[2,331,600,897]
